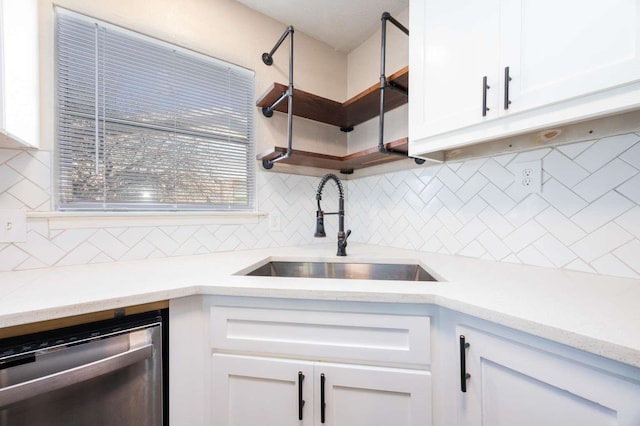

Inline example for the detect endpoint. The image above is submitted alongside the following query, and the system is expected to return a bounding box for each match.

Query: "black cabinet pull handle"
[460,335,471,392]
[504,66,512,110]
[298,371,305,420]
[320,373,326,423]
[482,76,490,116]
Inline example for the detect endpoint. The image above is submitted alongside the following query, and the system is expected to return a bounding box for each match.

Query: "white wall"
[346,7,409,155]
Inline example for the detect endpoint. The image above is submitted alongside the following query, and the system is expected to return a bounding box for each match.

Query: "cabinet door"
[211,354,314,426]
[502,0,640,115]
[458,326,640,426]
[409,0,500,141]
[317,362,431,426]
[0,0,39,148]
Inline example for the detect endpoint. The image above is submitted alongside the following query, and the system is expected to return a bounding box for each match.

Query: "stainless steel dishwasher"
[0,309,167,426]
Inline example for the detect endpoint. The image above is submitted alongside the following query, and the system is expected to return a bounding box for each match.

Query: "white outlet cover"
[512,160,542,195]
[0,209,27,243]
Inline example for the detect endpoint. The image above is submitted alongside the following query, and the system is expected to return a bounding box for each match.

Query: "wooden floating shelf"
[256,66,409,129]
[256,138,411,173]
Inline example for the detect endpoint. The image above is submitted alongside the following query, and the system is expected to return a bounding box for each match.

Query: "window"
[55,9,255,211]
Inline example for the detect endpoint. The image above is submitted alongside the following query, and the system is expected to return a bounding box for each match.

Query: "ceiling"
[235,0,409,53]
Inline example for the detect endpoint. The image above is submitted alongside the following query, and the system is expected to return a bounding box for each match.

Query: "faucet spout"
[315,174,351,256]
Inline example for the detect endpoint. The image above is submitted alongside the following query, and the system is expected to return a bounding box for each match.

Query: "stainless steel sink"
[244,261,437,282]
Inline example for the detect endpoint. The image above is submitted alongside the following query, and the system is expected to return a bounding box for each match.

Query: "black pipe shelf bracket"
[261,25,295,170]
[379,12,425,166]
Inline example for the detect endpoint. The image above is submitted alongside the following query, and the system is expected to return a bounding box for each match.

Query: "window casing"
[55,9,255,211]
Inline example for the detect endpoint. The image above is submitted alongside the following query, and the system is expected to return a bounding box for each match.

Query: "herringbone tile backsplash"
[1,132,639,278]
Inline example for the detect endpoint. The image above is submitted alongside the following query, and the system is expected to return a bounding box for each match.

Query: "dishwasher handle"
[0,344,153,408]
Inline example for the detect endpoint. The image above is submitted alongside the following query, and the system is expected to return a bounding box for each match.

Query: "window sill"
[27,211,267,230]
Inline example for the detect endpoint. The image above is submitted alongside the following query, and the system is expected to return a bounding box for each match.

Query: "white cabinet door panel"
[410,0,500,140]
[458,325,640,426]
[504,0,640,115]
[211,354,314,426]
[318,362,431,426]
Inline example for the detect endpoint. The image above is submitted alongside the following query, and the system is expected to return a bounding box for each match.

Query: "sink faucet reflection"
[314,173,351,256]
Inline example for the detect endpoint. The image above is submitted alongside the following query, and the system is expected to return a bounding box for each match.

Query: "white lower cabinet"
[211,353,431,426]
[433,309,640,426]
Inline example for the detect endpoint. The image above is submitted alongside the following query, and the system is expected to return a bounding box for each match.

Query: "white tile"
[419,176,444,201]
[456,158,487,180]
[459,240,486,258]
[435,228,462,254]
[512,148,552,162]
[145,229,180,255]
[7,152,51,190]
[118,227,152,247]
[0,148,20,164]
[620,140,640,169]
[613,239,640,274]
[478,206,515,238]
[420,197,444,220]
[7,179,49,209]
[617,173,640,204]
[516,246,555,268]
[119,240,156,261]
[0,245,30,271]
[571,191,634,233]
[570,222,633,262]
[478,183,516,215]
[542,150,590,188]
[479,159,513,190]
[89,229,130,260]
[572,159,637,202]
[532,234,577,267]
[193,227,221,251]
[540,178,588,217]
[455,195,488,223]
[455,217,487,245]
[436,208,462,233]
[15,256,48,270]
[615,207,640,239]
[557,139,595,159]
[455,173,488,203]
[565,258,596,274]
[477,229,512,260]
[590,254,639,279]
[52,229,97,252]
[169,225,200,245]
[16,232,66,266]
[575,133,639,172]
[493,152,517,166]
[535,207,586,245]
[505,194,549,228]
[56,242,101,266]
[436,187,463,214]
[504,220,547,253]
[0,165,22,193]
[436,166,465,192]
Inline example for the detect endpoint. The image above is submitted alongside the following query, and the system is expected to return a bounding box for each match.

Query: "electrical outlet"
[268,211,281,232]
[0,209,27,243]
[513,160,542,195]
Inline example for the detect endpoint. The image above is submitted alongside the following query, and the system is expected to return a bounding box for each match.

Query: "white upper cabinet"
[0,0,39,148]
[409,0,640,156]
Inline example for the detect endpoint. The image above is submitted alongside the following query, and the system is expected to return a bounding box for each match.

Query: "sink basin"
[244,261,437,282]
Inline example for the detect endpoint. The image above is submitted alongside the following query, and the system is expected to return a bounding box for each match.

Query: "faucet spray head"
[314,210,326,237]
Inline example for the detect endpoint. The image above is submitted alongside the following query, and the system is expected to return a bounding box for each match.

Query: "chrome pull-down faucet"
[315,173,351,256]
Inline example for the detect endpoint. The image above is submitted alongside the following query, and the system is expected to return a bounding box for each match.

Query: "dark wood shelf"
[256,138,410,173]
[256,66,409,130]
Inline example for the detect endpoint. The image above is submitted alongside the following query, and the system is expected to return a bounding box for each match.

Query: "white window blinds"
[55,9,255,211]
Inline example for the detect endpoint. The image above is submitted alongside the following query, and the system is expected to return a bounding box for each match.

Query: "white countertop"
[1,243,639,368]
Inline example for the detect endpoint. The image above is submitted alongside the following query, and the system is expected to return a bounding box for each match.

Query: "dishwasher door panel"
[0,319,163,426]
